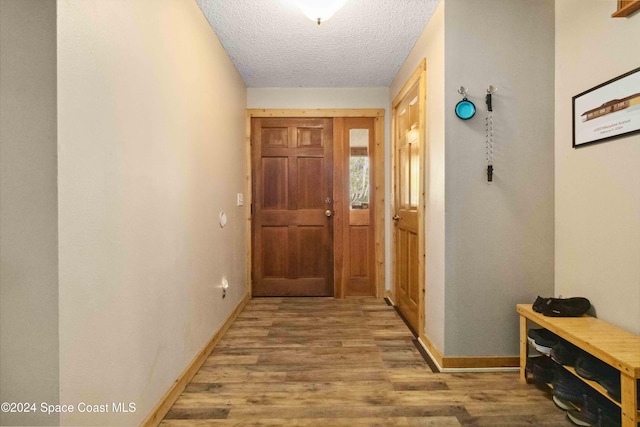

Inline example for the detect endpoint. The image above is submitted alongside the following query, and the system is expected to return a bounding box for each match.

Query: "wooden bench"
[517,304,640,427]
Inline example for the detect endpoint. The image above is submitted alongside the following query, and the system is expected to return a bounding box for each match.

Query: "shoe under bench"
[517,303,640,427]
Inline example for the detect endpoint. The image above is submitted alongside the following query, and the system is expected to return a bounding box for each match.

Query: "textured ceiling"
[196,0,439,88]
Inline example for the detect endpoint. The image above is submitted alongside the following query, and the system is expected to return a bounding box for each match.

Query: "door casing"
[334,117,376,297]
[391,60,426,339]
[246,109,385,298]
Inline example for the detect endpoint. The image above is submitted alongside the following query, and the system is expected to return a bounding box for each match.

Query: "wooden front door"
[252,117,334,296]
[393,80,422,333]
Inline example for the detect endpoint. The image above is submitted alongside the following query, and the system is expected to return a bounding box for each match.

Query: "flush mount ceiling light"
[293,0,347,25]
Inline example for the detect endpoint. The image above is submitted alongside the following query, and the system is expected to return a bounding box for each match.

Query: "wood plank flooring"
[161,297,572,426]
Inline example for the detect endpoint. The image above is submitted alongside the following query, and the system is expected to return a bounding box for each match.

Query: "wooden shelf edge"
[564,365,622,407]
[612,0,640,17]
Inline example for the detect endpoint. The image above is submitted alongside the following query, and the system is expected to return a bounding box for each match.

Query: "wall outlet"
[219,211,227,228]
[221,277,229,299]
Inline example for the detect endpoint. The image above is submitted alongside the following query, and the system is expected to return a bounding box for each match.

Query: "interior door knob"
[392,214,401,221]
[325,210,334,218]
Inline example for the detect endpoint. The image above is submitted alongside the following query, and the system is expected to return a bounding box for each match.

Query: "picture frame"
[572,67,640,148]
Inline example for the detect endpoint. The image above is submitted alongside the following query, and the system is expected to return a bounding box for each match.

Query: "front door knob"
[325,210,334,218]
[392,214,401,221]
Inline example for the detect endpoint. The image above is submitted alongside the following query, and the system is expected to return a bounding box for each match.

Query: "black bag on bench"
[533,296,591,317]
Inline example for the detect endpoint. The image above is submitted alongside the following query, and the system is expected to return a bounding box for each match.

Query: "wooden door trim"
[373,116,384,298]
[333,117,345,298]
[246,109,385,299]
[391,60,426,339]
[248,109,384,118]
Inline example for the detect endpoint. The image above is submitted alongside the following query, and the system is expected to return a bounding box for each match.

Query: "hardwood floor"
[161,297,571,426]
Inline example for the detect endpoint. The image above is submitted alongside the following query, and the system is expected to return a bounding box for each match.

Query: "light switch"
[237,193,244,207]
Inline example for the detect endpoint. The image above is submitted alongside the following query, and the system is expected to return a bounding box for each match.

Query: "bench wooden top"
[517,304,640,378]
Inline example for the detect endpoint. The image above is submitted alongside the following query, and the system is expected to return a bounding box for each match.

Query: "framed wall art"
[572,67,640,148]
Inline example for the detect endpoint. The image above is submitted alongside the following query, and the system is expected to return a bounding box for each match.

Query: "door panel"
[298,128,323,147]
[262,128,288,147]
[298,226,326,277]
[408,231,419,307]
[261,227,288,278]
[394,80,421,333]
[252,117,333,297]
[297,157,324,209]
[262,158,288,209]
[400,147,410,207]
[349,227,369,278]
[335,117,376,297]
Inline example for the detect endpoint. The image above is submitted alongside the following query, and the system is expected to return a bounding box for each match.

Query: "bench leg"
[621,372,638,427]
[519,315,527,383]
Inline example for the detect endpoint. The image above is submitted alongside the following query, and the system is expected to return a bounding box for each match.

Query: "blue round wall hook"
[455,87,475,120]
[455,98,476,120]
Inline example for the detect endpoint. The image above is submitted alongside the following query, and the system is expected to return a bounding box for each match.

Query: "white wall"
[391,0,555,357]
[555,1,640,335]
[0,1,59,425]
[389,2,446,353]
[248,87,392,290]
[57,0,247,425]
[443,0,555,356]
[248,87,389,111]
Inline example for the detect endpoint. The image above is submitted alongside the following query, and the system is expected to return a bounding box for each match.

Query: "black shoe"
[567,391,621,427]
[597,407,623,427]
[528,328,560,355]
[580,394,608,426]
[531,356,556,384]
[597,374,621,402]
[533,296,548,313]
[575,352,617,381]
[553,395,579,411]
[566,409,592,427]
[586,393,622,427]
[551,339,580,366]
[552,366,591,405]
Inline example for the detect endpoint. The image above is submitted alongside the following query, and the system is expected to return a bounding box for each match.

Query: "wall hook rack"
[485,85,497,182]
[485,86,497,111]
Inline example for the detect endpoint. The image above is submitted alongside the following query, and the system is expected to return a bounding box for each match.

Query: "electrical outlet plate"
[237,193,244,207]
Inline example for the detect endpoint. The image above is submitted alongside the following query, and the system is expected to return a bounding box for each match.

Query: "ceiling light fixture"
[293,0,347,26]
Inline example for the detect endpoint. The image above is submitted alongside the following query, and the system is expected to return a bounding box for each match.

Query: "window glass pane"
[349,129,369,209]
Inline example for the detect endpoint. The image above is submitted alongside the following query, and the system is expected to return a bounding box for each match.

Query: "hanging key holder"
[485,85,497,182]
